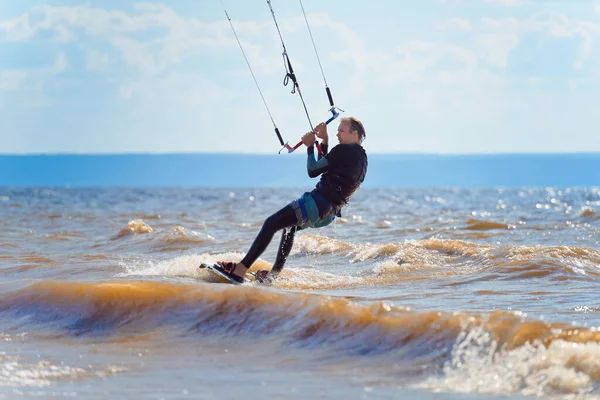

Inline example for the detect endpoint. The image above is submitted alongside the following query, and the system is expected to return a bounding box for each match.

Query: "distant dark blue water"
[1,153,599,187]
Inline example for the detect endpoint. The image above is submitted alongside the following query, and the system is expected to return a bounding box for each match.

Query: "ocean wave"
[292,235,354,255]
[418,325,600,396]
[118,253,272,283]
[112,220,155,239]
[134,213,162,220]
[580,206,596,218]
[153,226,214,246]
[464,218,515,230]
[0,351,124,388]
[292,235,600,281]
[1,280,599,395]
[0,281,593,349]
[45,231,83,241]
[110,221,213,252]
[20,256,53,263]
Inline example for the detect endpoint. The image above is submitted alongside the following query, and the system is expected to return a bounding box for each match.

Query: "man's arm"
[319,142,328,159]
[307,145,329,178]
[314,122,328,159]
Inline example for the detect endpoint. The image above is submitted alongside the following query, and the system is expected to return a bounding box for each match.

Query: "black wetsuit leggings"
[240,204,299,274]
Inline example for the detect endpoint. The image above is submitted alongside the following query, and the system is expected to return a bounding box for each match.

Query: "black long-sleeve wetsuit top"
[306,142,368,211]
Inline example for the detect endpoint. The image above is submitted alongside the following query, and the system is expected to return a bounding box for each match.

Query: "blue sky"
[1,0,600,154]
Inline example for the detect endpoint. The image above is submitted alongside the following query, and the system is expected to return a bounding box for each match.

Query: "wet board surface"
[199,263,255,284]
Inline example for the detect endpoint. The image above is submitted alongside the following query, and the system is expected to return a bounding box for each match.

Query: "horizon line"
[2,151,600,157]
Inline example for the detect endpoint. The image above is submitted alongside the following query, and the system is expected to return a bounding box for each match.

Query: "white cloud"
[437,17,473,32]
[305,13,370,73]
[345,6,600,151]
[435,8,600,72]
[117,71,226,108]
[476,18,521,67]
[0,5,230,73]
[0,4,289,77]
[484,0,522,6]
[0,70,28,91]
[0,53,67,92]
[53,53,67,73]
[86,51,111,72]
[468,12,600,70]
[0,53,66,113]
[0,13,36,41]
[528,11,600,70]
[369,40,479,86]
[532,11,600,70]
[351,12,597,136]
[3,2,600,153]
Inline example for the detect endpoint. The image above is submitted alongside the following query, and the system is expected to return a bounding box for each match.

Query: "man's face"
[336,121,356,144]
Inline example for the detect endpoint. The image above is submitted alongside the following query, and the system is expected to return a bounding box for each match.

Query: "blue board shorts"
[289,192,335,230]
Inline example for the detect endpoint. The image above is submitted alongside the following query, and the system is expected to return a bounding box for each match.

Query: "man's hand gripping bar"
[278,107,344,154]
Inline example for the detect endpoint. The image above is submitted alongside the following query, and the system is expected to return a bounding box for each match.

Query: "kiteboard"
[199,263,256,285]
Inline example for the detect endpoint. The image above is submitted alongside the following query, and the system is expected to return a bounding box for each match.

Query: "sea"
[1,154,600,399]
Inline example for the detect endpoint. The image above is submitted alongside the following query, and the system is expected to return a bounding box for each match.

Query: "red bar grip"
[289,139,321,155]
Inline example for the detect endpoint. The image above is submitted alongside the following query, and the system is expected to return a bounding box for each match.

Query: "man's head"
[336,117,366,145]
